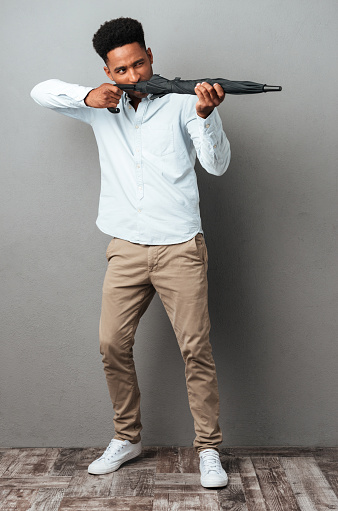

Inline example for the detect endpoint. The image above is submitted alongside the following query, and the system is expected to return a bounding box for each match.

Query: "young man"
[31,17,231,488]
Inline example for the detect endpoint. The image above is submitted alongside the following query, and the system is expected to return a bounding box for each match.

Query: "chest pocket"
[141,126,175,157]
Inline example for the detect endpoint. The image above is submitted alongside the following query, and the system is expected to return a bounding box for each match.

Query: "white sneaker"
[88,438,142,475]
[199,448,228,488]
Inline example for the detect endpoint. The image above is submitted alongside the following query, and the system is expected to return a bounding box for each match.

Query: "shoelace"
[99,439,126,461]
[200,449,223,473]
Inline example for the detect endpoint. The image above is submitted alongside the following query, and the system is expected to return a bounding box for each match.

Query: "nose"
[128,68,141,83]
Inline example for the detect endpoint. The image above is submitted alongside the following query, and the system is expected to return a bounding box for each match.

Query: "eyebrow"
[114,58,145,72]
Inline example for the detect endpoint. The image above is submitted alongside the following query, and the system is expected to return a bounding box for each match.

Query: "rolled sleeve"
[185,97,231,176]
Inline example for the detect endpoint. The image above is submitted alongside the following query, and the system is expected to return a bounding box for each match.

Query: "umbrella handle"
[107,83,135,113]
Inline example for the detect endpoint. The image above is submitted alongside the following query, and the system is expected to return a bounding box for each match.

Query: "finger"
[200,82,218,100]
[195,83,211,98]
[194,83,205,99]
[106,88,122,102]
[107,84,123,97]
[195,83,217,106]
[110,92,122,102]
[114,86,123,96]
[111,89,123,99]
[107,99,119,108]
[213,83,225,100]
[196,83,219,105]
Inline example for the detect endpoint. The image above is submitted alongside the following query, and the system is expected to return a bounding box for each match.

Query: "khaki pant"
[99,233,223,454]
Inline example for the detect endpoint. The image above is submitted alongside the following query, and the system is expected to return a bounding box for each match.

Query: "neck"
[126,91,142,111]
[131,98,141,111]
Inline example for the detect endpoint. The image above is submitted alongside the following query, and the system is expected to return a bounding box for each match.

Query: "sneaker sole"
[200,475,228,488]
[88,443,142,475]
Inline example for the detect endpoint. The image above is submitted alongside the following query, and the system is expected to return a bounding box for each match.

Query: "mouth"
[129,90,147,97]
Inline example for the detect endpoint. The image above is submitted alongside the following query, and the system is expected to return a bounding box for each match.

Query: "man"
[30,17,231,488]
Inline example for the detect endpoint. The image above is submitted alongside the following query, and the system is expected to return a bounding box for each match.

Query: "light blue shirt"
[30,79,231,245]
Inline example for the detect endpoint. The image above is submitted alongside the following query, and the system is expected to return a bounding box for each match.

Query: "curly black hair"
[92,17,146,63]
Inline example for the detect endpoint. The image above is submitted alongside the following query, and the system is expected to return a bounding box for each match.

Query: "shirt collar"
[122,91,152,106]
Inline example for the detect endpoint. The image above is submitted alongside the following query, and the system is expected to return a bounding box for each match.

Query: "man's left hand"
[195,82,225,119]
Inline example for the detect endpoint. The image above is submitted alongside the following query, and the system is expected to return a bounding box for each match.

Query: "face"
[104,42,153,100]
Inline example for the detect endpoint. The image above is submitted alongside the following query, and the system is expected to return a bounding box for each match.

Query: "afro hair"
[92,17,146,63]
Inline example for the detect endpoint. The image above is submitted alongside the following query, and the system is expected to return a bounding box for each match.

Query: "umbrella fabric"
[108,74,282,113]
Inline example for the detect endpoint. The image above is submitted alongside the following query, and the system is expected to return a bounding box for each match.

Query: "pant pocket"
[194,233,207,264]
[105,237,116,261]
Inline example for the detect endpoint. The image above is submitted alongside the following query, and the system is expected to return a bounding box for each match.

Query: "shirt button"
[213,144,217,148]
[206,124,210,128]
[138,209,141,213]
[135,125,139,129]
[128,105,132,109]
[138,186,142,190]
[137,164,140,168]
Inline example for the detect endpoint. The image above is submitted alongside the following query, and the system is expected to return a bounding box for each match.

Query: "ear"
[104,66,113,81]
[146,47,153,65]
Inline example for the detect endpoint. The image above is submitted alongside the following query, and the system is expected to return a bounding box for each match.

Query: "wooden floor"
[0,446,337,510]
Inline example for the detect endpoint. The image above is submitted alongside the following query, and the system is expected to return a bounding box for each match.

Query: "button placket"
[134,99,150,240]
[134,113,143,201]
[135,99,150,198]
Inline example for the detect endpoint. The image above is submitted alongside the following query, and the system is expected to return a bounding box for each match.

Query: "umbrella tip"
[264,85,282,92]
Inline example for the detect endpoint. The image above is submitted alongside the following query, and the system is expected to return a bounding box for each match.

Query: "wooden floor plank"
[50,448,85,476]
[238,457,268,511]
[109,467,155,496]
[280,456,338,511]
[252,456,301,511]
[156,446,200,474]
[199,493,222,511]
[64,469,113,497]
[154,473,214,493]
[58,496,153,510]
[0,476,71,489]
[217,456,248,511]
[0,488,38,510]
[315,452,338,498]
[1,447,338,510]
[1,448,60,477]
[25,488,66,511]
[0,449,22,477]
[222,447,337,458]
[131,446,158,469]
[152,492,169,511]
[168,493,204,511]
[178,447,200,473]
[156,446,181,473]
[152,492,221,511]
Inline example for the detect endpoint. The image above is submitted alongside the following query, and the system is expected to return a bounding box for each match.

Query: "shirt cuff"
[74,86,95,107]
[196,108,221,130]
[196,108,223,150]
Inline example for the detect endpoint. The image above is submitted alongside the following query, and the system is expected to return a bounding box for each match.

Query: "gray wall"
[1,0,337,448]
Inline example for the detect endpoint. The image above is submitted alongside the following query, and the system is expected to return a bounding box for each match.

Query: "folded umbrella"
[108,73,282,113]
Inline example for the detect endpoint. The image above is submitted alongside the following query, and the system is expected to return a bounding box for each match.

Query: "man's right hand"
[84,83,123,108]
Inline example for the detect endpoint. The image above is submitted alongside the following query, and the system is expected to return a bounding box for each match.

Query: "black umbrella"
[108,73,282,113]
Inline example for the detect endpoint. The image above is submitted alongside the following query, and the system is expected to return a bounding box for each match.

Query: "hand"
[84,83,123,108]
[195,82,225,119]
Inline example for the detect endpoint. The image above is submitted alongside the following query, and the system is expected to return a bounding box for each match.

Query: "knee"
[99,331,133,361]
[181,339,213,364]
[99,335,121,357]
